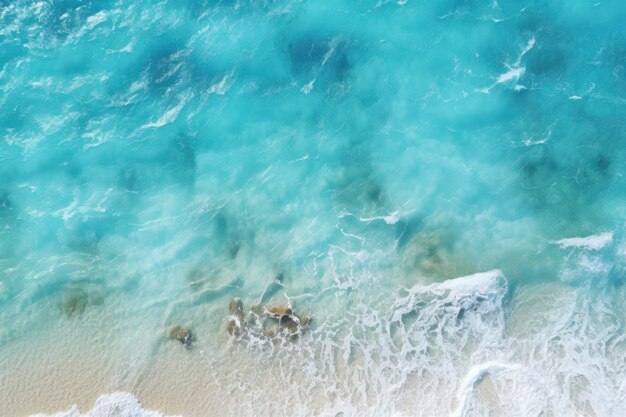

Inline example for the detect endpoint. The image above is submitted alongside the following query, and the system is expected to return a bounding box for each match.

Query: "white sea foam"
[496,66,525,84]
[225,268,510,416]
[301,78,316,95]
[510,281,626,416]
[11,261,626,417]
[85,11,108,30]
[479,36,534,93]
[207,71,236,96]
[514,37,536,67]
[567,83,595,100]
[141,95,190,129]
[522,123,553,146]
[452,361,521,417]
[358,211,401,225]
[29,392,177,417]
[551,231,613,250]
[71,11,109,41]
[433,269,503,295]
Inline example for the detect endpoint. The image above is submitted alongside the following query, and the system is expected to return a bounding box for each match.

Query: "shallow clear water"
[0,0,625,416]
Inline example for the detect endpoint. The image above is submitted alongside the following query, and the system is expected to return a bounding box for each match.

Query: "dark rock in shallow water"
[265,306,292,317]
[226,319,237,336]
[89,293,104,306]
[62,288,89,317]
[250,303,264,316]
[229,298,244,319]
[227,298,245,336]
[226,317,243,337]
[264,305,311,337]
[168,325,194,348]
[262,323,280,338]
[280,316,299,334]
[297,314,311,327]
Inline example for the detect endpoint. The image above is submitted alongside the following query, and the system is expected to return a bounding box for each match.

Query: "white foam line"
[301,78,316,95]
[358,211,400,225]
[551,231,613,250]
[568,83,595,101]
[452,361,521,417]
[208,71,235,96]
[479,36,535,93]
[433,269,504,295]
[29,392,179,417]
[70,10,109,41]
[514,36,535,68]
[522,123,554,146]
[496,66,525,84]
[141,95,190,129]
[85,11,108,30]
[288,154,309,164]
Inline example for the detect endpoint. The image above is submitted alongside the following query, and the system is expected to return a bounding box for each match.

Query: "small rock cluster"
[165,298,311,350]
[227,298,310,340]
[167,324,195,349]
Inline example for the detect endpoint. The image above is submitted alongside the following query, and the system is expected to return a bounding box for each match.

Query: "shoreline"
[2,277,624,417]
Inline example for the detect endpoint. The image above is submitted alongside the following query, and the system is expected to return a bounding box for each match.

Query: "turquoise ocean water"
[0,0,625,416]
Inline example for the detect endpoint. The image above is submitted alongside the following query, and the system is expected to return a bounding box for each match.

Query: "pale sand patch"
[129,346,223,417]
[0,338,223,416]
[0,329,111,416]
[0,341,311,417]
[0,314,300,417]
